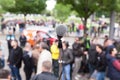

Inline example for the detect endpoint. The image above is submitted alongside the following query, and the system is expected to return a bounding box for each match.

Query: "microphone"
[55,24,67,48]
[56,24,67,37]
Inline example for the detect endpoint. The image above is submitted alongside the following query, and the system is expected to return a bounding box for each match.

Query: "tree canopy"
[0,0,46,14]
[57,0,102,33]
[53,3,72,22]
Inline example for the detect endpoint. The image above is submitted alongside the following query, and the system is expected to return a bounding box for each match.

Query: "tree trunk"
[109,11,116,39]
[83,18,87,34]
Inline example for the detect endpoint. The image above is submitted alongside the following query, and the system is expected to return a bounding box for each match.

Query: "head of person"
[96,44,103,54]
[42,60,52,72]
[0,69,11,80]
[21,32,25,37]
[24,42,31,50]
[109,47,118,57]
[33,44,40,50]
[53,40,58,46]
[39,42,49,52]
[75,37,79,43]
[106,39,113,47]
[11,40,18,48]
[105,35,108,40]
[62,41,69,49]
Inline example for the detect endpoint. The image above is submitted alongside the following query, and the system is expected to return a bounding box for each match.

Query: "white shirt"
[37,49,52,74]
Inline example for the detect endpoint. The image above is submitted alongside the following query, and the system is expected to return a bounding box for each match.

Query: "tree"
[0,0,14,14]
[52,3,72,22]
[0,0,46,14]
[101,0,120,38]
[57,0,102,33]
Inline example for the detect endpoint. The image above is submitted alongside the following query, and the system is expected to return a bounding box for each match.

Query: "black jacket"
[33,72,57,80]
[72,42,83,57]
[62,48,74,65]
[23,51,33,69]
[88,44,98,65]
[8,46,23,68]
[96,52,107,72]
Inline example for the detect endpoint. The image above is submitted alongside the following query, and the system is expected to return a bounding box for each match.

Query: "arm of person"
[113,59,120,71]
[65,49,74,64]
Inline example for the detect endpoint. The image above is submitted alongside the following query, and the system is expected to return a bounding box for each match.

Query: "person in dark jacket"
[95,44,106,80]
[23,43,33,80]
[32,60,57,80]
[107,47,120,80]
[61,41,74,80]
[88,41,97,76]
[72,37,83,80]
[6,31,16,54]
[8,40,23,80]
[19,32,27,48]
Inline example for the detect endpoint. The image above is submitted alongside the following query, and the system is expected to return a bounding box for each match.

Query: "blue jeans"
[96,72,105,80]
[88,63,96,76]
[9,65,21,80]
[62,64,71,80]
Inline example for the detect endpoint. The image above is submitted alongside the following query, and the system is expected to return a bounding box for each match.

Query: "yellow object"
[50,44,60,60]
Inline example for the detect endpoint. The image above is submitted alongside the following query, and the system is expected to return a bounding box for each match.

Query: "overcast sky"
[46,0,56,11]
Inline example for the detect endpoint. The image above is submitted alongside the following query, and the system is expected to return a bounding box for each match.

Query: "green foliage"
[53,3,72,22]
[0,0,46,14]
[0,0,15,13]
[57,0,102,33]
[57,0,101,19]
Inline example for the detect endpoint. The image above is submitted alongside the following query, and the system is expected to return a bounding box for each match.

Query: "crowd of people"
[0,29,120,80]
[0,18,120,80]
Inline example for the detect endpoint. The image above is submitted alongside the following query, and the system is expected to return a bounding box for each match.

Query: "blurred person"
[83,33,90,51]
[32,44,40,73]
[32,61,57,80]
[1,18,6,34]
[91,44,106,80]
[13,26,16,34]
[0,41,5,69]
[19,32,27,48]
[19,22,25,33]
[7,40,23,80]
[0,69,11,80]
[34,31,42,45]
[107,47,120,80]
[23,43,33,80]
[104,35,108,41]
[61,41,74,80]
[37,42,52,74]
[6,30,16,54]
[71,22,75,32]
[72,37,83,80]
[27,32,35,47]
[88,37,98,77]
[50,40,59,78]
[78,23,84,37]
